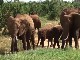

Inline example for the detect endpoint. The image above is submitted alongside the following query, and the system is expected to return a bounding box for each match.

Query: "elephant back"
[23,14,34,29]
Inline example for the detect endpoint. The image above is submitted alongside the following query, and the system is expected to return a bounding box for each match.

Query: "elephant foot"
[14,48,19,52]
[33,44,35,50]
[23,46,27,50]
[75,45,79,49]
[11,47,15,53]
[53,45,55,48]
[33,47,35,50]
[36,44,38,46]
[61,45,64,49]
[11,50,14,54]
[58,45,60,48]
[69,45,72,48]
[50,45,53,47]
[27,46,31,50]
[40,42,42,45]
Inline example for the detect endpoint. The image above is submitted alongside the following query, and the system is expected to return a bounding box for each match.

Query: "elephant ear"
[15,18,21,28]
[7,16,20,37]
[7,16,15,30]
[18,20,30,36]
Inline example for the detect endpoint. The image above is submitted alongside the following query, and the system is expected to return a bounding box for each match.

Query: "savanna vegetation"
[0,0,80,60]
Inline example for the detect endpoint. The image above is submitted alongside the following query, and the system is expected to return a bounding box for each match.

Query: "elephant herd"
[6,8,80,53]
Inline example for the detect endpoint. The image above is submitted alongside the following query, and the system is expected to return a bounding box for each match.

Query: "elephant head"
[18,19,30,36]
[7,16,21,52]
[7,16,20,37]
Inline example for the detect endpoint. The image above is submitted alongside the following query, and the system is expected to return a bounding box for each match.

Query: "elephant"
[37,23,63,48]
[60,8,80,49]
[7,16,30,53]
[37,23,54,47]
[15,14,35,50]
[7,14,35,53]
[30,14,41,32]
[52,25,63,48]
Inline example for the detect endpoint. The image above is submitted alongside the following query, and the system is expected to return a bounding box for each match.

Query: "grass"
[40,17,60,27]
[0,48,80,60]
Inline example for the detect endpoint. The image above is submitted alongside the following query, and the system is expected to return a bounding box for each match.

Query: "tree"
[0,0,3,5]
[14,0,19,2]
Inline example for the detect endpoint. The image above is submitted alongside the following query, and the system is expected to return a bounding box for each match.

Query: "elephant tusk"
[16,36,18,41]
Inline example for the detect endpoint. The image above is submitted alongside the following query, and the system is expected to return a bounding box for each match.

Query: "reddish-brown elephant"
[16,14,35,50]
[7,14,35,53]
[38,23,63,48]
[60,8,80,49]
[30,14,41,32]
[52,25,63,48]
[7,16,30,52]
[38,23,53,47]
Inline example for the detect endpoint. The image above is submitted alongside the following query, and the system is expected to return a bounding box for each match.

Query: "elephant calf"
[38,23,53,47]
[38,23,63,48]
[52,25,63,48]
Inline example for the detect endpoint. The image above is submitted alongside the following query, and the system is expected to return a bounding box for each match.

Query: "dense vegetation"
[0,0,80,29]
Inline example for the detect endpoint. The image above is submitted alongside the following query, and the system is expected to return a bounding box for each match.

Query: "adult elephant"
[30,14,41,32]
[60,8,80,49]
[7,14,35,53]
[7,16,30,53]
[16,14,35,50]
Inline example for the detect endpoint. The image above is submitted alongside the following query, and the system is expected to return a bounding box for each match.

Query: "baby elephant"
[38,24,63,48]
[52,25,63,48]
[38,23,54,47]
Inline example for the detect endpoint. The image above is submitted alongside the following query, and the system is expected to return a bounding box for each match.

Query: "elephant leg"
[22,34,27,50]
[37,35,40,46]
[61,24,69,49]
[69,36,72,47]
[26,39,31,50]
[48,38,53,47]
[31,34,35,50]
[53,38,56,48]
[48,39,49,47]
[41,37,45,48]
[11,37,15,53]
[14,38,18,52]
[56,36,60,48]
[66,38,69,47]
[50,38,53,47]
[66,35,72,48]
[57,40,60,48]
[74,30,79,49]
[38,28,39,33]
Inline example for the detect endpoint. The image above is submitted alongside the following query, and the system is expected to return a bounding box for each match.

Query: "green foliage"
[72,2,80,8]
[0,0,4,5]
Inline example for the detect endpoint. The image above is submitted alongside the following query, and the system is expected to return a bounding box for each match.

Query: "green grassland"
[0,48,80,60]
